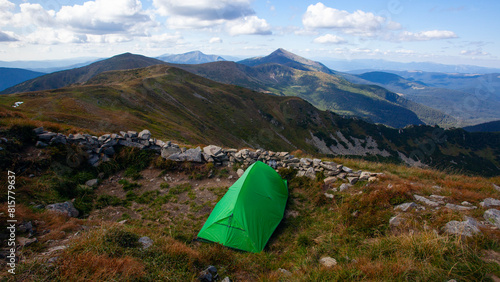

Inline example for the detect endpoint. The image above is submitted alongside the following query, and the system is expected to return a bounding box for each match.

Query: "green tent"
[197,161,288,253]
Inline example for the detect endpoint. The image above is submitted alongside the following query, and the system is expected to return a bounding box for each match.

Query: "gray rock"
[18,221,34,234]
[199,265,218,282]
[203,145,222,156]
[85,179,99,187]
[347,176,358,185]
[394,202,418,212]
[161,146,182,159]
[480,198,500,208]
[103,146,115,156]
[389,215,405,227]
[33,127,45,134]
[304,167,316,179]
[38,132,56,141]
[127,131,138,138]
[484,209,500,228]
[88,155,100,167]
[493,183,500,192]
[342,166,353,173]
[339,183,351,192]
[237,169,245,178]
[138,129,151,140]
[323,176,337,185]
[221,277,231,282]
[324,193,334,199]
[18,237,38,247]
[443,217,481,237]
[178,147,203,162]
[414,195,441,207]
[445,203,477,211]
[46,201,79,217]
[359,171,371,181]
[35,141,48,148]
[138,236,154,249]
[319,256,337,267]
[277,268,292,276]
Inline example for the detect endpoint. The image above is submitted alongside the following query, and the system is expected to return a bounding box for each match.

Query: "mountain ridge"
[157,51,226,64]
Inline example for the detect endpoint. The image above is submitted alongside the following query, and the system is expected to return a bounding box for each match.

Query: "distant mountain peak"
[157,51,226,64]
[238,48,335,74]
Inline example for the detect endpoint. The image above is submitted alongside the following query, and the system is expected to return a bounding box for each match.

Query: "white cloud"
[209,37,223,44]
[0,0,158,45]
[55,0,155,35]
[313,34,346,44]
[0,0,15,25]
[153,0,270,35]
[24,27,87,44]
[302,2,387,36]
[397,30,458,41]
[0,30,17,42]
[153,0,254,26]
[227,16,271,36]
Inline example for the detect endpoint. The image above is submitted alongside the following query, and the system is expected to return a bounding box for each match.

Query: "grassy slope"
[1,64,499,176]
[0,139,499,281]
[178,62,461,128]
[1,53,166,94]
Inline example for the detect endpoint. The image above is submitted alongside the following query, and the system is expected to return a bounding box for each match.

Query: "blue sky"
[0,0,499,68]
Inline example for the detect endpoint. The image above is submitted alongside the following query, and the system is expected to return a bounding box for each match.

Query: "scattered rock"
[85,179,99,187]
[319,256,337,267]
[138,236,154,249]
[18,221,34,234]
[394,202,418,212]
[18,237,37,247]
[277,268,292,276]
[46,201,79,218]
[161,146,182,159]
[445,203,477,211]
[324,193,334,199]
[339,183,351,192]
[347,177,358,185]
[324,176,337,185]
[414,195,441,207]
[389,215,405,227]
[221,277,231,282]
[480,198,500,208]
[35,141,48,148]
[237,169,245,178]
[304,167,316,179]
[203,145,222,156]
[443,217,481,237]
[199,265,218,282]
[493,184,500,192]
[484,209,500,228]
[138,129,151,140]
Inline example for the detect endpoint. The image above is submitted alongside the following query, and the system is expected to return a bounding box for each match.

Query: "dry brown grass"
[57,252,145,281]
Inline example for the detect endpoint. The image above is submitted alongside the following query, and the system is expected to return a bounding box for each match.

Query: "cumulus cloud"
[55,0,154,35]
[153,0,271,35]
[209,37,223,44]
[303,2,458,44]
[0,0,157,44]
[0,30,17,42]
[227,16,271,36]
[313,34,346,44]
[397,30,458,41]
[303,2,387,36]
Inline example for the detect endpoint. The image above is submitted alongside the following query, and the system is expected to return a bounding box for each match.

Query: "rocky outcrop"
[32,127,383,183]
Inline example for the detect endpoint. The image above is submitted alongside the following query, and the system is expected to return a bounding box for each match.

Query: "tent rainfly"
[197,161,288,253]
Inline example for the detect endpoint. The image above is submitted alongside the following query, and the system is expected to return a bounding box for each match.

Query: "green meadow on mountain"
[1,63,499,176]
